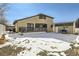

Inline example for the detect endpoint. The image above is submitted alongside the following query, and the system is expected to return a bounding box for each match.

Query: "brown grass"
[64,42,79,56]
[0,45,26,56]
[64,47,79,56]
[36,50,48,56]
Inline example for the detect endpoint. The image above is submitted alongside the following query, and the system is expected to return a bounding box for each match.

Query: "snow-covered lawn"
[0,32,78,56]
[9,32,78,42]
[10,37,70,56]
[2,32,72,56]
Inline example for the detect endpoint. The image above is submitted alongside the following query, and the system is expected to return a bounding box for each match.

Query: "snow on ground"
[16,37,70,56]
[1,32,78,56]
[9,32,78,42]
[3,32,72,56]
[0,42,12,48]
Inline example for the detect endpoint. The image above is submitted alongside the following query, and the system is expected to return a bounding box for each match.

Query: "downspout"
[73,21,76,34]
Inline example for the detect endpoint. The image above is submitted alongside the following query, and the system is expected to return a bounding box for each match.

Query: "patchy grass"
[50,46,57,49]
[64,42,79,56]
[36,50,64,56]
[0,45,26,56]
[37,50,48,56]
[64,47,79,56]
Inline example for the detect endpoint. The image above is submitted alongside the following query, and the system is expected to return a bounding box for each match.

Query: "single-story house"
[13,14,54,32]
[55,18,79,34]
[0,23,6,36]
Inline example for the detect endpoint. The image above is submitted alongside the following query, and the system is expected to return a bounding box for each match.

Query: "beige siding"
[14,15,54,32]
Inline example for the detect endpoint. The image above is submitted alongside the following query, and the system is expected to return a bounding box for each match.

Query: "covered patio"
[19,23,47,32]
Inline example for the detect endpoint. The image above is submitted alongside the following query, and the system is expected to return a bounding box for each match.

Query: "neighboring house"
[13,14,54,32]
[55,18,79,34]
[55,22,75,34]
[6,25,15,32]
[0,23,6,36]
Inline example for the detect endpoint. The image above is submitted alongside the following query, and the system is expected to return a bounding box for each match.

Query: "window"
[27,23,34,32]
[27,23,34,28]
[39,14,46,19]
[35,24,42,28]
[35,24,47,28]
[35,24,47,31]
[43,24,47,28]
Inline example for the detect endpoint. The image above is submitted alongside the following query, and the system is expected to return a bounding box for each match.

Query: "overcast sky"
[5,3,79,24]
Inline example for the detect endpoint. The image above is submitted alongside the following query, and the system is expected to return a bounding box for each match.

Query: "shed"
[0,24,6,37]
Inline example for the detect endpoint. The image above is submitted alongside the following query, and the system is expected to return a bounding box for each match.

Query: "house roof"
[55,21,74,26]
[13,13,54,24]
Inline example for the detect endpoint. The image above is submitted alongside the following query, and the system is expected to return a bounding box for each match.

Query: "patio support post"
[34,23,35,31]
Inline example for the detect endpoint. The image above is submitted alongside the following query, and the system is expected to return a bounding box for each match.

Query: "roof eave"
[13,13,54,24]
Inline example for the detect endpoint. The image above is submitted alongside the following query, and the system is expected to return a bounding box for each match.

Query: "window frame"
[39,15,46,19]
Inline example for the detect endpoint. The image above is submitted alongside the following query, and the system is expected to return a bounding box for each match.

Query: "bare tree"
[0,3,9,25]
